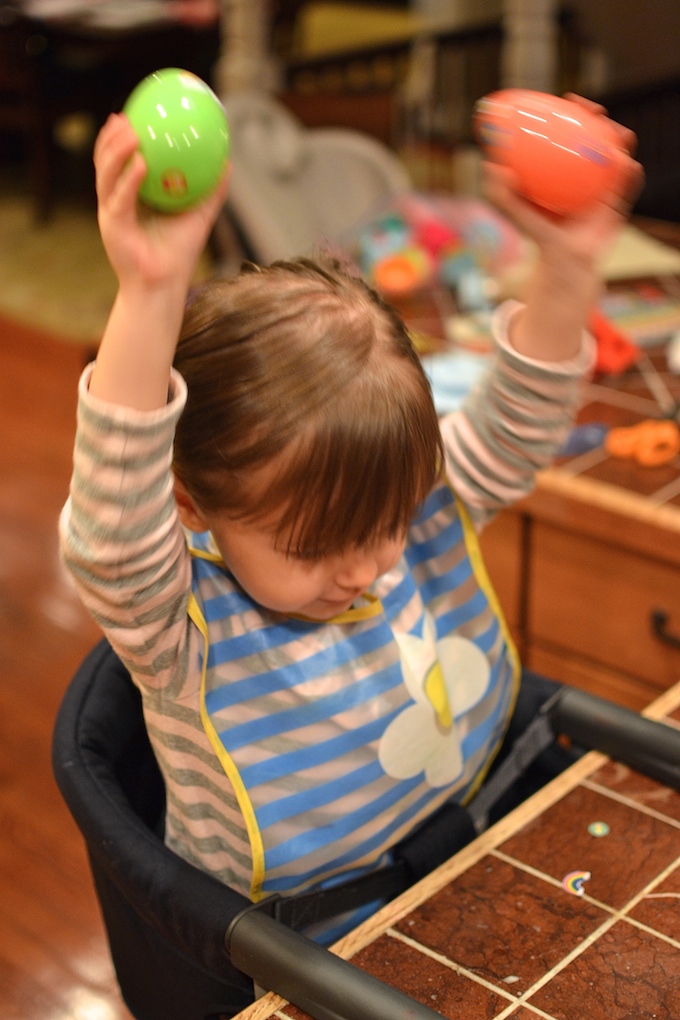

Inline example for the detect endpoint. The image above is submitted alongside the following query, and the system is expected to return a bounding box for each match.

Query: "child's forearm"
[89,281,186,410]
[509,253,598,363]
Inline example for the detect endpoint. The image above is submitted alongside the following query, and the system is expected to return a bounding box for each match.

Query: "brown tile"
[509,1010,559,1020]
[351,933,511,1019]
[394,855,606,996]
[527,920,680,1020]
[277,934,512,1020]
[629,865,680,942]
[499,784,680,909]
[278,1007,312,1020]
[590,760,680,824]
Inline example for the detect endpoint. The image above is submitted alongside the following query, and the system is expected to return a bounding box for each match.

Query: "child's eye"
[272,542,319,563]
[286,549,322,564]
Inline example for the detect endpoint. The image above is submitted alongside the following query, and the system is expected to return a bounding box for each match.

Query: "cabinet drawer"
[526,640,662,711]
[529,522,680,689]
[478,509,523,633]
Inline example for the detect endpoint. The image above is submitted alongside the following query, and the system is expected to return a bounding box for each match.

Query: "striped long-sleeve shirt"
[60,302,593,916]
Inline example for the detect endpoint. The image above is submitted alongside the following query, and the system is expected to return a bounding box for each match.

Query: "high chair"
[53,638,680,1020]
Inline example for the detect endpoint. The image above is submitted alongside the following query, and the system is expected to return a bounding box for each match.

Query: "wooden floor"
[0,317,134,1019]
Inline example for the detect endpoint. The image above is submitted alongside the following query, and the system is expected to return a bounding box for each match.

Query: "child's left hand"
[482,95,644,269]
[482,96,644,362]
[95,113,230,291]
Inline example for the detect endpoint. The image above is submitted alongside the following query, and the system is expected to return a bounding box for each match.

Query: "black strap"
[250,697,560,932]
[468,692,560,832]
[253,862,410,931]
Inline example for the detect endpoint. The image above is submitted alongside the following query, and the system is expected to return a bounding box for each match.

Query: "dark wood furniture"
[0,5,220,220]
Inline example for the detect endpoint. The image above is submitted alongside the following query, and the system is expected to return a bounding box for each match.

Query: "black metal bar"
[551,686,680,791]
[227,909,442,1020]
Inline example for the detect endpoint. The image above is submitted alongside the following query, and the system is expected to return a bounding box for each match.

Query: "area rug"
[0,186,117,343]
[0,182,214,345]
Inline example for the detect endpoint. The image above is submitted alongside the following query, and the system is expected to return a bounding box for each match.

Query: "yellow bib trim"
[448,484,522,802]
[290,591,384,625]
[187,591,267,902]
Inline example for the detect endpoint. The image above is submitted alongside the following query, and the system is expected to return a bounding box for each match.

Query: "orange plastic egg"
[473,89,627,216]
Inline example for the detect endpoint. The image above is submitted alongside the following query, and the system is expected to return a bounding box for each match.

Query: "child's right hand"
[94,113,229,291]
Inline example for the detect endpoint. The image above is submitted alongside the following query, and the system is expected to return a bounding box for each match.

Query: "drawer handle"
[651,609,680,650]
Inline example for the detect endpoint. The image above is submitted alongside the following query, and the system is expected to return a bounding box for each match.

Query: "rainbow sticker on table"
[562,870,591,896]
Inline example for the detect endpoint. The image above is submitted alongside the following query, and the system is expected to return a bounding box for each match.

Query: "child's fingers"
[563,92,606,117]
[94,114,141,204]
[106,151,147,217]
[195,167,230,222]
[563,92,638,156]
[604,155,645,217]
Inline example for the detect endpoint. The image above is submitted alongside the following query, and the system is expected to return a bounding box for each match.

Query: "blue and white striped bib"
[187,481,520,911]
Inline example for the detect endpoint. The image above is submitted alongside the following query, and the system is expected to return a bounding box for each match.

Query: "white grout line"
[490,848,594,899]
[581,777,680,829]
[582,382,663,414]
[493,998,560,1020]
[385,926,517,1003]
[636,352,678,413]
[482,849,680,1009]
[555,445,609,476]
[624,914,680,951]
[649,471,680,505]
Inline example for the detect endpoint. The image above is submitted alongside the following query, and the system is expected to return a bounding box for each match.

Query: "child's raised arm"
[483,96,643,363]
[89,113,228,410]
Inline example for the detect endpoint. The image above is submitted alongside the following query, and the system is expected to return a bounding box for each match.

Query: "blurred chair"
[218,91,411,264]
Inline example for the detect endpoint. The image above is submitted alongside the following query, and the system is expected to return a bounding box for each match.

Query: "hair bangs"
[242,360,443,560]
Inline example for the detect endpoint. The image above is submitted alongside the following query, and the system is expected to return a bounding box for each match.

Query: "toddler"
[61,103,640,948]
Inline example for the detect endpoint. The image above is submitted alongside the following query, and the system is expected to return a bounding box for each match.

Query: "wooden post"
[501,0,559,93]
[216,0,279,94]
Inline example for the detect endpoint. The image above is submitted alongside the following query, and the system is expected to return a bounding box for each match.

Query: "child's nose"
[336,551,379,591]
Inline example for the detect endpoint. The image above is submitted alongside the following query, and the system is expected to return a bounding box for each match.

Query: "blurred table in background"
[0,0,221,219]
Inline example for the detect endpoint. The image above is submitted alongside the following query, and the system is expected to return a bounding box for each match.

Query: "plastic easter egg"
[123,67,230,212]
[473,89,627,216]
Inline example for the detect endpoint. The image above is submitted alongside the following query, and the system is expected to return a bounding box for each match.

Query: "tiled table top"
[235,684,680,1020]
[541,336,680,519]
[397,271,680,528]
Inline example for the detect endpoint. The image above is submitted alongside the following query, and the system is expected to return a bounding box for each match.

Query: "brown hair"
[173,258,443,559]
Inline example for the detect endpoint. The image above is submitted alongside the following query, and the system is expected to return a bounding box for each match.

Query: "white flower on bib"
[379,611,490,788]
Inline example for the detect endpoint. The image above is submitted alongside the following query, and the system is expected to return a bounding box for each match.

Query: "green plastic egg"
[123,67,230,212]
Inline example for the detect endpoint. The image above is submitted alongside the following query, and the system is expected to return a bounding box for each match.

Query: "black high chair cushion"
[53,640,255,1020]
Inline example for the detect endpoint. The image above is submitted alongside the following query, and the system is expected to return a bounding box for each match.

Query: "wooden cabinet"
[529,521,680,691]
[478,510,524,641]
[480,487,680,712]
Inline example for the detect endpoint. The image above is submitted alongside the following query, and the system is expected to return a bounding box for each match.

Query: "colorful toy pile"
[356,193,525,312]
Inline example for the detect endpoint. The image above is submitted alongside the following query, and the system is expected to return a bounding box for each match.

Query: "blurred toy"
[557,423,609,457]
[474,89,628,216]
[373,249,433,296]
[605,419,680,466]
[356,194,525,306]
[588,308,640,375]
[123,68,230,213]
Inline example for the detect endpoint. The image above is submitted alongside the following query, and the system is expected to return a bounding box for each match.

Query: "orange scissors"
[605,419,680,466]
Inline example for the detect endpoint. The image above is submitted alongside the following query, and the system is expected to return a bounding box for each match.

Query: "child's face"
[208,513,406,620]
